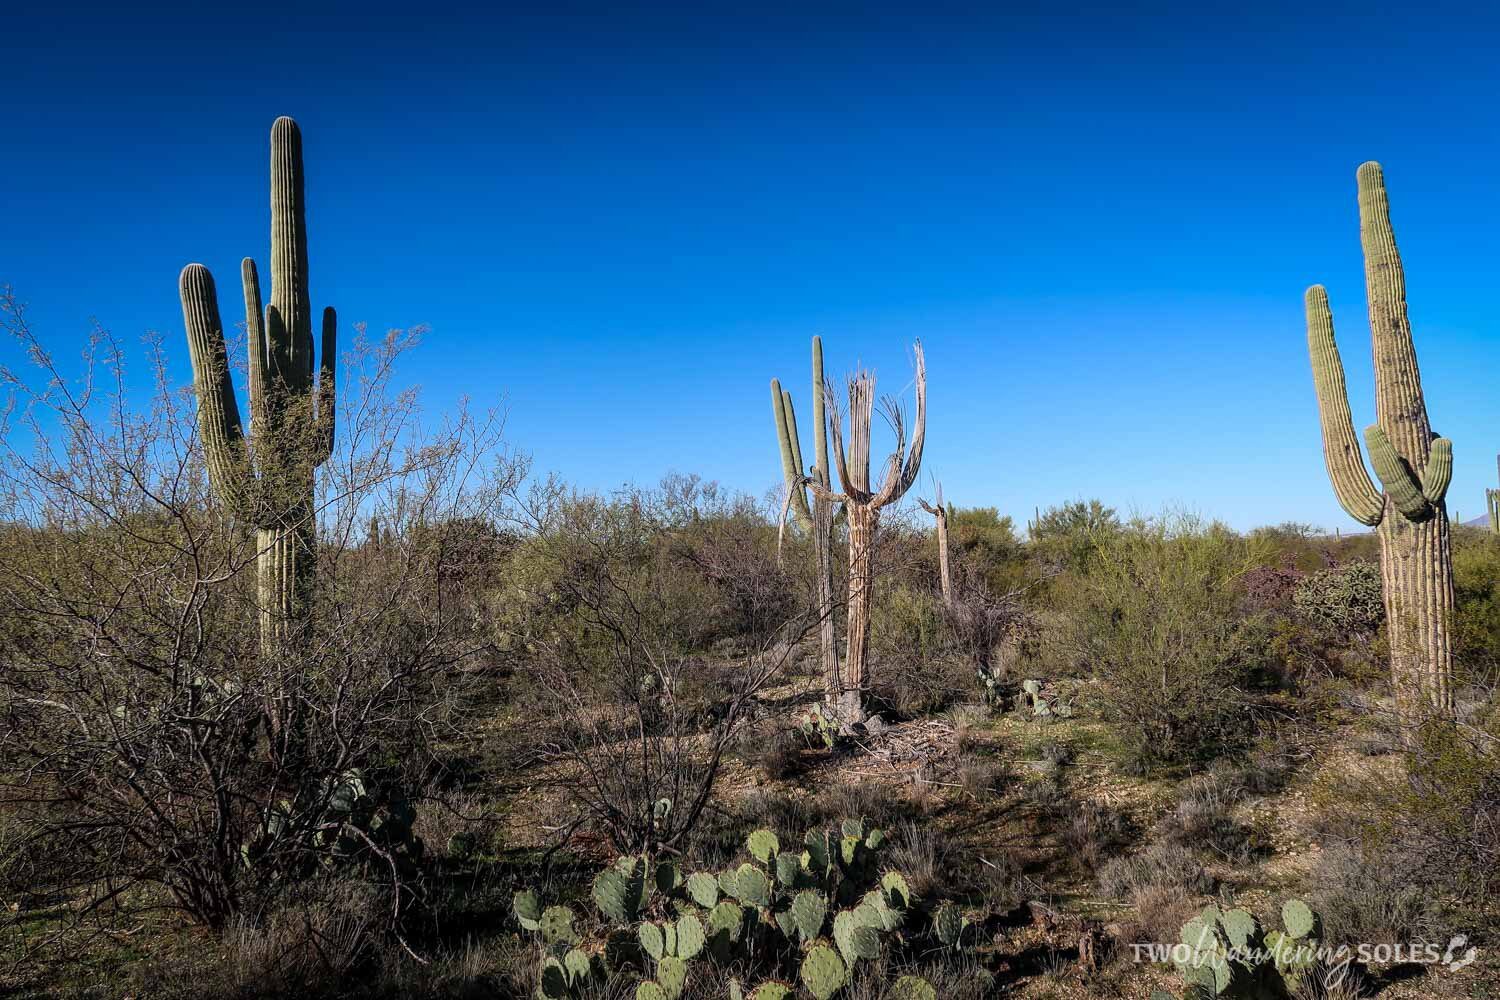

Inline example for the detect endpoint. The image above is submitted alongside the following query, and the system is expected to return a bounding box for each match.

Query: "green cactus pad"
[655,861,682,895]
[840,818,865,840]
[863,827,885,850]
[638,921,665,961]
[656,956,687,999]
[685,872,719,908]
[746,829,780,863]
[839,835,861,866]
[889,976,937,1000]
[1221,908,1258,951]
[774,851,801,886]
[636,983,668,1000]
[593,868,638,925]
[718,869,739,898]
[708,900,744,939]
[933,902,965,947]
[513,890,542,931]
[832,909,881,964]
[674,913,706,960]
[733,863,771,907]
[562,948,591,982]
[790,889,827,940]
[1022,679,1042,695]
[539,905,577,945]
[539,956,569,999]
[804,830,831,873]
[747,984,793,1000]
[881,870,912,909]
[799,944,847,1000]
[1282,899,1316,939]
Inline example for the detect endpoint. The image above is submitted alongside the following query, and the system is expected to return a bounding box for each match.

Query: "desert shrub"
[1048,513,1269,771]
[1097,841,1215,900]
[756,727,806,781]
[1063,800,1133,872]
[957,756,1012,799]
[1155,771,1260,863]
[523,487,814,856]
[1308,715,1500,915]
[1452,532,1500,681]
[870,583,948,667]
[1311,846,1442,948]
[1028,498,1121,574]
[0,313,518,942]
[1292,562,1384,638]
[947,505,1029,594]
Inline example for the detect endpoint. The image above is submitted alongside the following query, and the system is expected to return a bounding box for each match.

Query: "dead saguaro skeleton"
[781,342,927,725]
[916,481,953,606]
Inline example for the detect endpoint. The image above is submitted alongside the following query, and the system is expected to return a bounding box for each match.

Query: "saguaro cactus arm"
[1359,162,1439,475]
[1305,285,1384,526]
[1419,436,1452,503]
[772,378,814,533]
[1364,425,1439,520]
[810,336,829,489]
[872,342,926,508]
[181,264,253,515]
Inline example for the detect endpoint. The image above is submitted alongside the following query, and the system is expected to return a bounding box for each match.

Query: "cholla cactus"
[180,117,336,658]
[1305,162,1454,716]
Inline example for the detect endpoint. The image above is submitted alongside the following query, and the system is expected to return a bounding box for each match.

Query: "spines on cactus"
[180,116,337,655]
[1304,162,1455,716]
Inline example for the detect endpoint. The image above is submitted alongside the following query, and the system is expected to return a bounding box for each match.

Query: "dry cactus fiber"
[1304,161,1453,716]
[180,117,336,653]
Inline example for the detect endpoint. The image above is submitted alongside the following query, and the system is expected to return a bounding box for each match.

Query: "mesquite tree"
[785,343,926,724]
[771,336,840,704]
[181,117,334,656]
[916,480,953,605]
[1304,161,1454,717]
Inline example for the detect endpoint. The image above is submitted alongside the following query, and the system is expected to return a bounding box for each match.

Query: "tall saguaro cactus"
[772,337,840,703]
[180,117,336,655]
[790,344,926,724]
[1304,162,1453,716]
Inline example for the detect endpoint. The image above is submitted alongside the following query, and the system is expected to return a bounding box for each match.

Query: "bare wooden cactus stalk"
[917,482,952,605]
[1304,162,1453,717]
[180,117,336,656]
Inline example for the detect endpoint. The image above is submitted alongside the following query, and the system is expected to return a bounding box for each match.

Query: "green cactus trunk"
[1488,456,1500,534]
[1305,163,1453,717]
[772,337,841,708]
[180,117,336,698]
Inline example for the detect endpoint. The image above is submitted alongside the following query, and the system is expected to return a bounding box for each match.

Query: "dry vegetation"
[0,312,1496,998]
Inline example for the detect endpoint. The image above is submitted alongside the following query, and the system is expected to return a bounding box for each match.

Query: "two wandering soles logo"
[1130,933,1479,992]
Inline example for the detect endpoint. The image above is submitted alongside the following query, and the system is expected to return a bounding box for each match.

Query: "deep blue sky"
[5,3,1499,530]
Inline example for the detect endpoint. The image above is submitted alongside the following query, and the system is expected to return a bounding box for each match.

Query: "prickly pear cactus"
[800,944,847,1000]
